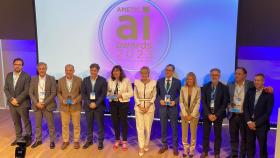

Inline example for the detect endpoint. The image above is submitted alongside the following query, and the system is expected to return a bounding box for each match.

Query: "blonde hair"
[140,66,150,74]
[185,72,197,87]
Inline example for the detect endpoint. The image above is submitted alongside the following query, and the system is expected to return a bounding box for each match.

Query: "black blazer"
[82,75,107,111]
[156,77,181,108]
[243,87,274,131]
[202,81,228,119]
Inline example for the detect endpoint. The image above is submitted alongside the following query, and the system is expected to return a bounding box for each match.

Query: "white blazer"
[107,78,133,103]
[134,79,157,113]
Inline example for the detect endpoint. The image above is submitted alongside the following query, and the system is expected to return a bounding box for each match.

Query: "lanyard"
[165,80,171,94]
[211,87,216,101]
[114,82,119,95]
[91,79,96,92]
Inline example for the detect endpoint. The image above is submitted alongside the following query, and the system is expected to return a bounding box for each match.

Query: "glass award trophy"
[165,95,171,106]
[66,95,73,105]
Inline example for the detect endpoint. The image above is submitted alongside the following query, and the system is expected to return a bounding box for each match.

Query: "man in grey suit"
[227,67,254,158]
[29,62,57,149]
[4,58,32,146]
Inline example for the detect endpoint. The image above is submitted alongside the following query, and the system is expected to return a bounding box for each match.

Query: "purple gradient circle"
[99,0,171,71]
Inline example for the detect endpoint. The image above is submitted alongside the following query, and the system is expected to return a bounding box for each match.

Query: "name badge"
[39,92,45,102]
[231,108,241,113]
[165,95,171,106]
[210,100,215,108]
[90,92,96,100]
[234,97,241,105]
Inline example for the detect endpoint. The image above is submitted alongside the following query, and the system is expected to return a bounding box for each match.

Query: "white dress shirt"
[66,78,73,92]
[13,71,22,88]
[232,81,245,113]
[90,76,98,91]
[38,76,46,102]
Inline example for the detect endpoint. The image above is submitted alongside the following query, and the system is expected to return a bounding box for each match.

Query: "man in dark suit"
[228,68,274,158]
[244,73,274,158]
[4,58,32,146]
[157,64,181,156]
[201,68,228,158]
[29,62,57,149]
[227,67,254,158]
[82,63,107,150]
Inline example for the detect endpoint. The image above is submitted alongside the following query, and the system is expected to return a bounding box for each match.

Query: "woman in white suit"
[134,66,156,156]
[180,72,201,157]
[107,65,133,151]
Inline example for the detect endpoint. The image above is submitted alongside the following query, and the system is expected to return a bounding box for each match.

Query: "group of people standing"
[4,58,274,158]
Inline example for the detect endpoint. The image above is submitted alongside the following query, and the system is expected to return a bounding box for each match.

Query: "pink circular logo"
[99,0,171,71]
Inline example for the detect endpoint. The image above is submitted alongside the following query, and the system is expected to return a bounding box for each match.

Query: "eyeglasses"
[13,64,23,66]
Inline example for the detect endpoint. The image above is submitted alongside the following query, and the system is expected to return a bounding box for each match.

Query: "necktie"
[166,80,170,91]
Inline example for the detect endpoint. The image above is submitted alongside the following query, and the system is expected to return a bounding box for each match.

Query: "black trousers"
[85,107,104,143]
[110,101,129,141]
[229,113,246,158]
[202,117,223,155]
[246,127,268,158]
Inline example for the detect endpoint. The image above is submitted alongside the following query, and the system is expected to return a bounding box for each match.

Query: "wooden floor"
[0,109,276,158]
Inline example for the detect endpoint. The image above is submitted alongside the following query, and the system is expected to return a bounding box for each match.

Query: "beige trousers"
[60,110,81,142]
[135,111,154,148]
[181,117,199,155]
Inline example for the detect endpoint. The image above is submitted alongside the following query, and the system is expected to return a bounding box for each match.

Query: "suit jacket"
[243,87,274,131]
[107,78,133,103]
[227,80,254,119]
[29,75,57,111]
[4,71,31,108]
[202,81,228,119]
[179,86,201,118]
[57,75,82,112]
[156,77,181,108]
[82,75,107,112]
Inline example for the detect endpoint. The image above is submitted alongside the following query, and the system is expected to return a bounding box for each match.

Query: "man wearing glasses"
[4,58,32,146]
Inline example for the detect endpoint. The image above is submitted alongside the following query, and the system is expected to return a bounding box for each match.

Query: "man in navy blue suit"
[81,63,108,150]
[244,73,274,158]
[157,64,181,156]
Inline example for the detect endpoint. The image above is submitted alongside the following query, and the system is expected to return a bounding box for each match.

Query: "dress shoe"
[98,142,104,150]
[158,146,168,154]
[173,148,179,156]
[214,154,220,158]
[61,142,69,150]
[82,141,93,149]
[50,142,55,149]
[11,140,17,146]
[24,136,32,147]
[74,142,80,149]
[143,145,149,152]
[231,155,238,158]
[138,148,144,156]
[31,140,42,148]
[200,152,208,158]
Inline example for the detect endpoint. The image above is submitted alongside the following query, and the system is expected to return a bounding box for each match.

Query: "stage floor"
[0,109,276,158]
